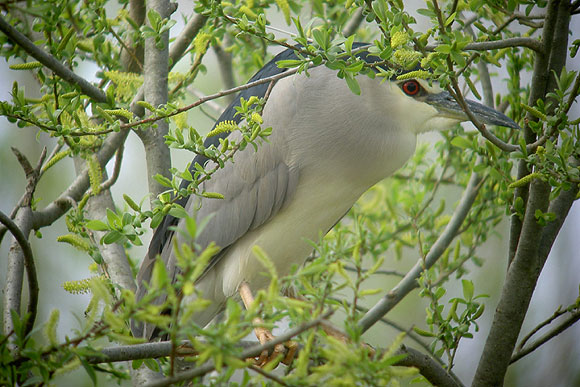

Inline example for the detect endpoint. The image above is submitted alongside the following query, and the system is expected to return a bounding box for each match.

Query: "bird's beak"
[425,91,520,129]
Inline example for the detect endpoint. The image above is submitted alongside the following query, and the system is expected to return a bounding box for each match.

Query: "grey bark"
[359,170,483,332]
[130,0,172,383]
[473,1,572,385]
[120,0,146,72]
[73,159,136,292]
[2,207,33,351]
[135,0,172,203]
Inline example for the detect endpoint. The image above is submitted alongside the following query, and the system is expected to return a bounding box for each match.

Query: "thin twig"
[465,37,543,53]
[0,210,38,336]
[359,170,483,332]
[0,15,107,103]
[0,146,47,244]
[96,142,124,193]
[343,265,406,277]
[248,364,290,386]
[143,310,334,387]
[510,309,580,364]
[214,39,236,103]
[516,306,567,351]
[343,8,365,37]
[109,24,143,71]
[122,67,301,131]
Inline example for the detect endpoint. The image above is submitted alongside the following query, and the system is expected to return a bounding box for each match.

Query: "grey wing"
[184,132,299,279]
[132,47,304,338]
[132,132,299,338]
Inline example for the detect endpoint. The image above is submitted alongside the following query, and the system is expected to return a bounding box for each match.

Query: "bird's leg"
[239,281,297,366]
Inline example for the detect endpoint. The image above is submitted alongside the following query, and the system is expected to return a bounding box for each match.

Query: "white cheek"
[391,91,442,133]
[424,116,462,132]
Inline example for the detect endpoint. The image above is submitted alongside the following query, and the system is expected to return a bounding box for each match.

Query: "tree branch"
[87,339,261,363]
[510,309,580,364]
[426,37,543,53]
[396,345,464,387]
[0,147,47,244]
[31,130,130,229]
[516,308,566,351]
[213,39,236,104]
[508,0,562,265]
[143,310,333,387]
[0,209,38,339]
[464,38,543,53]
[120,0,146,72]
[0,14,107,103]
[343,8,365,37]
[135,0,172,202]
[131,12,209,117]
[358,170,483,332]
[87,310,463,387]
[96,143,124,193]
[474,1,572,384]
[473,179,551,386]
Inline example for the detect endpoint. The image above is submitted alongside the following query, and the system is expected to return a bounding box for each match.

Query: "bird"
[132,43,518,345]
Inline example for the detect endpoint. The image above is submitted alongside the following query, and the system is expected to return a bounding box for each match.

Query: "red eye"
[401,80,421,96]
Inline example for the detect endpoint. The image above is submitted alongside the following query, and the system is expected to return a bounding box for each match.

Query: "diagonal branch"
[425,37,544,53]
[358,170,484,332]
[473,1,572,384]
[31,130,130,229]
[397,346,464,387]
[0,15,107,103]
[85,312,463,387]
[29,12,209,229]
[0,209,38,338]
[143,310,333,387]
[510,308,580,364]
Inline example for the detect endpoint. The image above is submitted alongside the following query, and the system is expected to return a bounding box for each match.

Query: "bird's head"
[383,77,519,134]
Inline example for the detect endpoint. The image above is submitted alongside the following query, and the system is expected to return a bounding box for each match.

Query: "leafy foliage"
[1,0,579,386]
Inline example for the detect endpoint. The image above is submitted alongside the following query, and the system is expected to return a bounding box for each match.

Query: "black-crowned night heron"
[133,44,518,349]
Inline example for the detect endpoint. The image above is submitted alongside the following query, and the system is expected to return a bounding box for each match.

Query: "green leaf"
[80,358,97,385]
[147,9,162,30]
[344,35,355,55]
[185,216,196,238]
[151,211,165,229]
[168,205,189,218]
[434,287,446,300]
[154,174,173,188]
[123,194,141,212]
[312,28,328,50]
[152,259,169,289]
[435,44,451,54]
[413,327,436,337]
[450,136,472,149]
[344,74,361,95]
[106,208,120,226]
[444,12,456,27]
[202,192,225,199]
[462,279,474,301]
[85,220,109,231]
[102,230,124,245]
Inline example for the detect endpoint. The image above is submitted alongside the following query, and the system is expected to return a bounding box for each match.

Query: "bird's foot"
[254,327,298,366]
